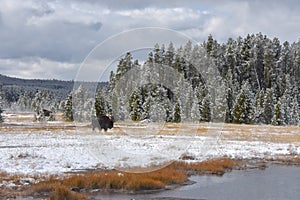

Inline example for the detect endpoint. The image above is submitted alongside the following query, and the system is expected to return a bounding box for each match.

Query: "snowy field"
[1,112,300,176]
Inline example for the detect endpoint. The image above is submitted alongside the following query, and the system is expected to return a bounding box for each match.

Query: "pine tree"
[129,90,143,121]
[141,93,151,120]
[225,38,236,74]
[173,100,181,123]
[290,96,300,126]
[271,100,283,126]
[239,34,253,84]
[278,92,288,125]
[109,71,116,92]
[206,34,214,56]
[48,105,56,121]
[95,89,107,118]
[116,52,133,80]
[253,33,265,90]
[154,43,164,64]
[164,98,173,122]
[164,42,175,67]
[197,86,211,122]
[263,39,276,89]
[200,94,211,122]
[64,93,74,121]
[232,82,253,124]
[224,69,235,123]
[73,84,87,121]
[263,88,274,124]
[254,89,265,124]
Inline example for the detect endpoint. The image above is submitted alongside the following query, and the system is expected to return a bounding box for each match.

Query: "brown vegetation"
[172,158,241,175]
[27,165,187,198]
[27,158,239,198]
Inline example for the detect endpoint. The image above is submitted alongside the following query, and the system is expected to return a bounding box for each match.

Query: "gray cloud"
[0,0,299,80]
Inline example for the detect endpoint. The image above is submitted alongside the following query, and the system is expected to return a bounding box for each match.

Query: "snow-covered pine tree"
[116,52,133,80]
[196,86,209,122]
[232,81,253,124]
[173,100,181,123]
[263,38,276,89]
[200,94,212,122]
[263,88,275,124]
[129,90,143,121]
[271,100,284,126]
[205,34,215,57]
[109,71,116,92]
[63,93,74,121]
[224,69,235,123]
[31,90,42,114]
[290,96,300,126]
[254,89,265,124]
[164,98,173,122]
[280,41,292,75]
[253,33,265,90]
[141,92,151,120]
[239,34,253,85]
[164,42,175,67]
[73,84,85,121]
[277,94,288,125]
[94,89,107,118]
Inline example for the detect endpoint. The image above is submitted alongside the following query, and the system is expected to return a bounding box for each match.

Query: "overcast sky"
[0,0,300,80]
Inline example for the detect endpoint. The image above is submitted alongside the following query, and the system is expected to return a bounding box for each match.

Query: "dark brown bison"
[92,115,114,131]
[42,109,52,117]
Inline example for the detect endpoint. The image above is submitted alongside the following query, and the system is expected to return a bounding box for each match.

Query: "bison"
[92,115,114,132]
[42,109,52,117]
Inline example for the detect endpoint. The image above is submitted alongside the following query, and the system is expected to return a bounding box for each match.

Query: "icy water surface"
[94,165,300,200]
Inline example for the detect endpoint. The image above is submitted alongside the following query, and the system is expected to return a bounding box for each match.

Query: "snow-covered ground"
[0,112,300,176]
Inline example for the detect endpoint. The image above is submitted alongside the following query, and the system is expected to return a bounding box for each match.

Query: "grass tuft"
[172,158,238,175]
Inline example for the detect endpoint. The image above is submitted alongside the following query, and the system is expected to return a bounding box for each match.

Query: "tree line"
[1,33,299,126]
[90,33,300,126]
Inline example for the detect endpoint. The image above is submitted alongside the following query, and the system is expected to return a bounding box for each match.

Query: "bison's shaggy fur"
[92,116,114,131]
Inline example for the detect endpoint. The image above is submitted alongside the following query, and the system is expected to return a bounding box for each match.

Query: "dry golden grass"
[27,158,237,198]
[172,158,240,175]
[61,166,187,191]
[27,165,187,198]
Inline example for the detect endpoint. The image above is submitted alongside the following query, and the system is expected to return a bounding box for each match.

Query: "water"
[94,165,300,200]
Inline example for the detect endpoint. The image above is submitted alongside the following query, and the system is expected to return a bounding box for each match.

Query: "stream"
[94,165,300,200]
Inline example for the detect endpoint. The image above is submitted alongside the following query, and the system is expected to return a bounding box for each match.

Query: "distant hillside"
[0,74,108,107]
[0,74,74,103]
[0,74,74,90]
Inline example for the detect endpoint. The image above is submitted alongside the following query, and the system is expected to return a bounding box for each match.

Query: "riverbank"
[1,157,300,200]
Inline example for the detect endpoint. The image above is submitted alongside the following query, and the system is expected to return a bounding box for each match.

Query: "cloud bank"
[0,0,299,80]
